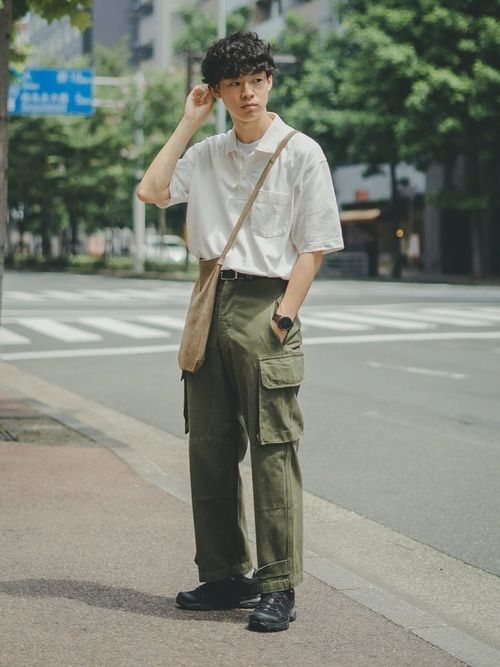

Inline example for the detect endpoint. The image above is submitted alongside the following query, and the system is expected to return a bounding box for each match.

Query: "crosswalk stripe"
[79,289,129,301]
[0,327,31,345]
[300,315,370,331]
[17,318,102,342]
[429,307,500,322]
[115,288,171,300]
[320,311,433,330]
[420,308,491,327]
[365,308,490,327]
[79,317,170,339]
[4,290,46,302]
[136,314,186,330]
[41,289,88,301]
[477,307,500,315]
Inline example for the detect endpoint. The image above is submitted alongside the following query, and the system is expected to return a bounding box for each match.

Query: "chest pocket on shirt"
[250,190,292,238]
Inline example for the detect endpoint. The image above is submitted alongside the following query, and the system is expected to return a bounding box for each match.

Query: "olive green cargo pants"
[182,276,304,594]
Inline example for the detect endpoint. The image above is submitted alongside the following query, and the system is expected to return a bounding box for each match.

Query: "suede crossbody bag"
[178,129,298,373]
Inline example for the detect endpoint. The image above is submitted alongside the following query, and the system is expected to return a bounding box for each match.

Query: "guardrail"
[322,251,370,277]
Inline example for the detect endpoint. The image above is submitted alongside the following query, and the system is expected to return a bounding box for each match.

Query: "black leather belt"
[220,269,260,280]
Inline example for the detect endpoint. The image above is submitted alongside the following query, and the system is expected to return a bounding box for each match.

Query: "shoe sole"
[176,596,261,611]
[248,608,297,632]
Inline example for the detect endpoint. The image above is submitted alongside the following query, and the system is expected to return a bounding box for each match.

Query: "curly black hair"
[201,31,276,88]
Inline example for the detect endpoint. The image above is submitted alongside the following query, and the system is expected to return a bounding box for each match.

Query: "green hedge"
[4,254,196,276]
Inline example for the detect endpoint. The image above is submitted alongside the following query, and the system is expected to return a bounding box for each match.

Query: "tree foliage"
[332,0,500,275]
[10,0,92,27]
[270,14,345,166]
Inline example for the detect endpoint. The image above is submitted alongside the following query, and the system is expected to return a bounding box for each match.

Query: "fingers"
[191,85,213,106]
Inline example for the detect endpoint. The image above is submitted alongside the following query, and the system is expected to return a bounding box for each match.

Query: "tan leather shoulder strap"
[218,129,299,265]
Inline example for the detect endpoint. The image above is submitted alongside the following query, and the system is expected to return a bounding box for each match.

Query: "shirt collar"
[224,113,292,156]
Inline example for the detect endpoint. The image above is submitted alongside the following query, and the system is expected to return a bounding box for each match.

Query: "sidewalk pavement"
[0,392,469,666]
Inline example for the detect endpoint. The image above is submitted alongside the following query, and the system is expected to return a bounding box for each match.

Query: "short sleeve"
[291,160,344,255]
[165,144,197,208]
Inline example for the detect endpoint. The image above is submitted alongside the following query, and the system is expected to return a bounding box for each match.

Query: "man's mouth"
[242,103,258,109]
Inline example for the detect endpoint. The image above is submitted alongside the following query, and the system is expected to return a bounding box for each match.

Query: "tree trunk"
[389,162,402,279]
[0,0,12,327]
[41,207,52,258]
[70,211,79,255]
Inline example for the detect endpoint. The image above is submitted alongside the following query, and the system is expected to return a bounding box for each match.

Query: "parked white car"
[144,235,192,264]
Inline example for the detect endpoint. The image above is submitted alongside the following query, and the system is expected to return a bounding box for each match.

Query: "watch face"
[279,316,293,331]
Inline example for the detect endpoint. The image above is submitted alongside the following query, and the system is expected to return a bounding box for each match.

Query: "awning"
[340,208,381,224]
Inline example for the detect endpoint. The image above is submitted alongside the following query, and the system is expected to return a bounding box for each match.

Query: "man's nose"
[241,83,253,97]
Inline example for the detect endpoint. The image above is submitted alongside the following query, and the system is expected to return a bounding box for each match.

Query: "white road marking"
[300,315,369,331]
[136,314,186,330]
[477,307,500,315]
[3,290,46,302]
[367,361,467,379]
[3,330,500,361]
[79,317,170,339]
[302,331,500,345]
[320,311,432,330]
[421,308,493,326]
[115,288,174,300]
[79,289,129,301]
[430,307,500,322]
[40,290,88,301]
[364,307,490,327]
[1,344,179,361]
[0,327,30,345]
[16,318,102,342]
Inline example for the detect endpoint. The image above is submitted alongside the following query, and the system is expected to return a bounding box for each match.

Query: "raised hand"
[184,84,215,126]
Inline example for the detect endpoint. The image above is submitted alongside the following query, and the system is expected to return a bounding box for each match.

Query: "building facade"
[25,0,130,65]
[130,0,339,70]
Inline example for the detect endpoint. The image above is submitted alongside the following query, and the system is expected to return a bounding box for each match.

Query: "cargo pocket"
[257,353,304,445]
[181,370,189,434]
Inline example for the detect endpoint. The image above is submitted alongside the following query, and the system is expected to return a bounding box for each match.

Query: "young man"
[137,31,343,632]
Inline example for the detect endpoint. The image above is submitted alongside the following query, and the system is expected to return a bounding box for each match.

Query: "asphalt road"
[1,270,499,578]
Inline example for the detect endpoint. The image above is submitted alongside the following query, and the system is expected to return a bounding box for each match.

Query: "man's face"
[213,71,273,123]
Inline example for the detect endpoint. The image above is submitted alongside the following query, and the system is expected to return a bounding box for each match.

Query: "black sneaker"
[176,573,260,611]
[248,588,297,632]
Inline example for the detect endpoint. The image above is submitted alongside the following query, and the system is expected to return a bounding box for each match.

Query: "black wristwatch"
[272,312,294,331]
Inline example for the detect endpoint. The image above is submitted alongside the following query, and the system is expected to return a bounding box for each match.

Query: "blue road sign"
[8,68,94,116]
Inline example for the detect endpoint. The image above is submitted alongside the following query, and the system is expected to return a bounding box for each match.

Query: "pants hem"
[199,560,253,583]
[256,574,302,593]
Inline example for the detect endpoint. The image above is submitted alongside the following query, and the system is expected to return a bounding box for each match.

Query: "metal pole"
[133,69,145,273]
[216,0,226,135]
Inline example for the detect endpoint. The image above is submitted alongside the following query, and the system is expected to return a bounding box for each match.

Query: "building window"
[132,42,154,64]
[130,0,153,18]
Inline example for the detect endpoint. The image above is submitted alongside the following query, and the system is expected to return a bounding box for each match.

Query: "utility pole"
[133,69,146,273]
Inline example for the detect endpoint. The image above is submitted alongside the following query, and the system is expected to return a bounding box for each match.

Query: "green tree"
[333,0,500,277]
[7,38,137,259]
[270,14,346,167]
[0,0,92,321]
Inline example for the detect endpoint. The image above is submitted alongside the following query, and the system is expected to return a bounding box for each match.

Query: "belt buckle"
[221,269,238,280]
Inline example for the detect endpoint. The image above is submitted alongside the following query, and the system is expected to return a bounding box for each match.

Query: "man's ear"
[211,84,221,99]
[267,75,273,93]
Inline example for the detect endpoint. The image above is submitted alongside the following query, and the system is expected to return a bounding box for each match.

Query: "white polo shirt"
[166,113,344,279]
